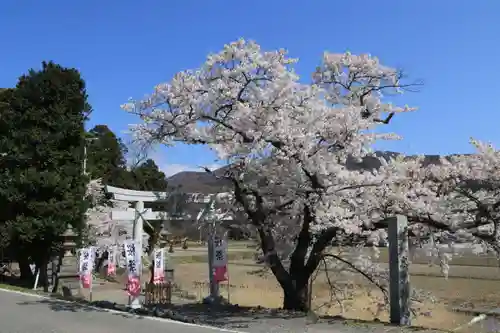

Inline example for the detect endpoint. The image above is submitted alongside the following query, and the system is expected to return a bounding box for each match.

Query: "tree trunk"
[282,281,310,311]
[17,254,33,285]
[147,230,158,284]
[256,228,312,312]
[39,257,49,292]
[95,251,107,273]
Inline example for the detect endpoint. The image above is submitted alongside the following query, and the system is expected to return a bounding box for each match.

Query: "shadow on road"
[16,297,313,330]
[13,298,423,332]
[156,303,314,329]
[15,298,146,320]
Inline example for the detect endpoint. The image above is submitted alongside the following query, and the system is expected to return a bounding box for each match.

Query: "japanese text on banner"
[212,237,228,282]
[123,240,141,297]
[213,238,227,267]
[153,248,165,284]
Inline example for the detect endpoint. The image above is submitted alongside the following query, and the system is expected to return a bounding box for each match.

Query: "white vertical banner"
[123,240,141,297]
[212,237,228,282]
[78,247,93,289]
[153,248,165,284]
[107,245,117,276]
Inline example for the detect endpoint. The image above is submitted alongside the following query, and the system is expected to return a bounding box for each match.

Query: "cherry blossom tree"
[365,139,500,276]
[122,39,424,311]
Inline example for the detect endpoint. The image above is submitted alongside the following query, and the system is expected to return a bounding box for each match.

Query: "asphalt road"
[0,289,237,333]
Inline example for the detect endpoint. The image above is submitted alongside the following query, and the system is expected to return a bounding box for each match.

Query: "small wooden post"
[388,215,411,325]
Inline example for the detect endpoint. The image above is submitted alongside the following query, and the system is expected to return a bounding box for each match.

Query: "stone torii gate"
[104,185,184,308]
[104,185,186,256]
[109,207,183,240]
[106,186,164,252]
[104,186,235,307]
[104,186,233,253]
[108,207,178,251]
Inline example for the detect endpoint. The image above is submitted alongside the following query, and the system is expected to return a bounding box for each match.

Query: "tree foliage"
[368,140,500,262]
[130,158,168,191]
[85,125,128,184]
[0,61,89,284]
[84,125,168,191]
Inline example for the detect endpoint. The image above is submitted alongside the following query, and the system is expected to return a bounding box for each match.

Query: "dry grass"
[172,260,500,332]
[161,244,500,331]
[185,240,255,249]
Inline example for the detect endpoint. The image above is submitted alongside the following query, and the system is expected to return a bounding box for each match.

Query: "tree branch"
[322,253,389,304]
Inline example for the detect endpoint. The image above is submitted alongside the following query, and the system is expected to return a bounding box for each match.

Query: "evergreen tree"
[84,126,170,190]
[130,158,168,191]
[85,124,128,184]
[0,62,89,286]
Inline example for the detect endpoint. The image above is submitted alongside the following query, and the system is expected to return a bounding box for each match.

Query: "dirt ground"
[105,244,500,332]
[171,261,500,332]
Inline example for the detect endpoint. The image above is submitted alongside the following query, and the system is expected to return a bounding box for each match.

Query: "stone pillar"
[388,215,411,325]
[130,201,144,309]
[134,201,144,276]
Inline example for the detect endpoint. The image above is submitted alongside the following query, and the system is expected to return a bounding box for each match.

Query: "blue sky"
[1,1,498,176]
